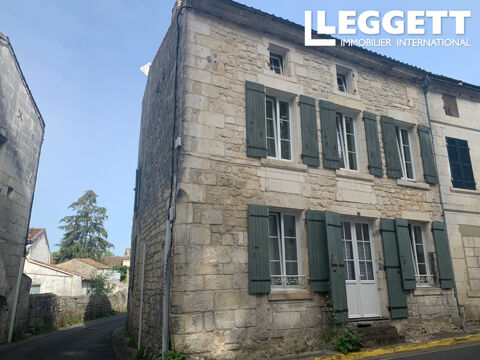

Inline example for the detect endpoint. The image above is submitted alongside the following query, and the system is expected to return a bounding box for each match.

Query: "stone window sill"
[268,289,312,301]
[332,89,361,100]
[450,186,480,196]
[397,179,430,190]
[413,287,443,296]
[260,158,308,172]
[336,169,374,182]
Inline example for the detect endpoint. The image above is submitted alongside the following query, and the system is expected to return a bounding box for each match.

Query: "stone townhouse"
[127,0,471,358]
[0,32,45,343]
[426,83,480,320]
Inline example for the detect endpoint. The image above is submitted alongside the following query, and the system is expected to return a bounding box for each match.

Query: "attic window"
[336,65,354,94]
[268,44,289,75]
[443,94,459,117]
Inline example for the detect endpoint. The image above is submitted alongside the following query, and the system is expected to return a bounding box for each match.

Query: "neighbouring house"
[23,257,89,296]
[0,32,45,344]
[428,90,480,320]
[57,258,121,283]
[127,1,477,358]
[26,228,50,264]
[104,251,131,284]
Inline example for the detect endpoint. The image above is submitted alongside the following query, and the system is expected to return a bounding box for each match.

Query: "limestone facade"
[0,33,44,344]
[127,1,473,358]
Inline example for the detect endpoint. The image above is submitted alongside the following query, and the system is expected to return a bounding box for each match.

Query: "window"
[337,74,347,92]
[408,224,433,286]
[269,212,302,288]
[446,137,476,190]
[396,127,414,180]
[265,96,291,160]
[442,94,459,117]
[336,65,353,94]
[336,113,357,170]
[341,222,374,281]
[30,285,40,294]
[269,53,283,74]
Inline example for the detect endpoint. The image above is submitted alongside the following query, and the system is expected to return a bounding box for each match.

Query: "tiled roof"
[76,258,111,269]
[25,257,86,278]
[103,256,130,267]
[27,228,46,244]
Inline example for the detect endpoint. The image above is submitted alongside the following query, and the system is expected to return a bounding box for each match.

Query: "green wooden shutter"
[248,204,270,294]
[363,112,383,177]
[306,210,329,292]
[320,100,340,169]
[380,116,402,179]
[395,219,417,290]
[134,168,141,214]
[300,96,320,166]
[245,81,267,158]
[129,236,137,289]
[380,219,408,319]
[417,125,438,185]
[432,222,454,289]
[325,211,348,323]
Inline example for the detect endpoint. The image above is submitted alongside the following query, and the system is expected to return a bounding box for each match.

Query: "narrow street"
[0,313,126,360]
[370,341,480,360]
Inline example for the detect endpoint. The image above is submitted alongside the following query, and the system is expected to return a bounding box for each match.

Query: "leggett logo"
[305,10,471,48]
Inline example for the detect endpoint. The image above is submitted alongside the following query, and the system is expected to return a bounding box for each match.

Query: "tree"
[90,271,113,295]
[57,190,113,263]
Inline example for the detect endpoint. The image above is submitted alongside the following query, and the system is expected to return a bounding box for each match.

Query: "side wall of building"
[28,233,50,264]
[127,11,187,355]
[429,89,480,320]
[0,35,44,344]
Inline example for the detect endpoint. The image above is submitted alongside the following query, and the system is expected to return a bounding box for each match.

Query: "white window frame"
[337,74,347,92]
[336,112,358,171]
[396,126,415,180]
[265,96,292,161]
[269,53,283,75]
[269,211,303,289]
[408,223,433,287]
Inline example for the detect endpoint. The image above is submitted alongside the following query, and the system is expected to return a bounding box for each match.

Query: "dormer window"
[269,53,283,74]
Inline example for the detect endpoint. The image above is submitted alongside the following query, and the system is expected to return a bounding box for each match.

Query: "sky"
[0,0,478,255]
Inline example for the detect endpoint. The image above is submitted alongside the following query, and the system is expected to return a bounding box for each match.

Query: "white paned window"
[342,222,374,281]
[269,212,302,288]
[336,113,357,170]
[269,53,283,74]
[408,224,433,286]
[266,96,292,160]
[396,127,414,179]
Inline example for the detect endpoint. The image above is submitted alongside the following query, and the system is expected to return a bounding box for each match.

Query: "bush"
[90,271,113,295]
[159,350,187,360]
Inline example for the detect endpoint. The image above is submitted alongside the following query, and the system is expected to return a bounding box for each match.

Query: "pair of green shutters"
[248,205,454,321]
[245,81,438,184]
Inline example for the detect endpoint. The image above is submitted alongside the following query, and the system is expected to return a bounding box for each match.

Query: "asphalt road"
[0,313,126,360]
[371,341,480,360]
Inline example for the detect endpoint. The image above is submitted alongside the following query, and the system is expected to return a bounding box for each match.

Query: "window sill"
[261,158,308,172]
[450,186,480,196]
[268,289,312,301]
[332,89,360,99]
[397,179,430,190]
[413,287,443,296]
[336,169,374,182]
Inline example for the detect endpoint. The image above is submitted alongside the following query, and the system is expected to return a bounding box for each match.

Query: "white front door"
[342,221,381,319]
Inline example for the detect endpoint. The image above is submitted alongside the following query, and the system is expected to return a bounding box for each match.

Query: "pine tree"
[57,190,113,263]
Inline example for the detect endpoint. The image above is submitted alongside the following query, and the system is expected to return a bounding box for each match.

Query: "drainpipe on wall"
[422,75,467,331]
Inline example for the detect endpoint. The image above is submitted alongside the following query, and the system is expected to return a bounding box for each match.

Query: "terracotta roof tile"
[27,228,46,244]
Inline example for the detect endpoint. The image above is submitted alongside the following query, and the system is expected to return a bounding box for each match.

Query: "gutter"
[422,75,466,331]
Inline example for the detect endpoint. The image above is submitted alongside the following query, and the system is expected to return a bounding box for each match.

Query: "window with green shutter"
[248,205,271,294]
[245,81,267,158]
[134,168,141,214]
[417,125,438,184]
[432,222,454,289]
[395,219,417,290]
[363,112,383,177]
[320,100,340,169]
[380,116,403,179]
[299,96,320,166]
[306,210,329,292]
[380,219,408,319]
[446,137,476,190]
[325,211,348,324]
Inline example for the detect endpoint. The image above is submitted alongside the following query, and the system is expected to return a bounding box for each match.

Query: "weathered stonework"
[0,33,44,344]
[128,1,468,358]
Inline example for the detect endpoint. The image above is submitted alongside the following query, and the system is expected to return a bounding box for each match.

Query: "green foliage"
[136,346,150,359]
[90,271,113,296]
[57,190,113,263]
[104,249,115,257]
[159,350,187,360]
[57,315,83,328]
[128,337,136,349]
[113,265,129,283]
[323,295,364,355]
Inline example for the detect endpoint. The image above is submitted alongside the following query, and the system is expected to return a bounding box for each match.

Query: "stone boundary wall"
[15,290,127,336]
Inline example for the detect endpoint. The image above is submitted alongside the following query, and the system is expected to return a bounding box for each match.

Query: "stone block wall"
[0,33,44,344]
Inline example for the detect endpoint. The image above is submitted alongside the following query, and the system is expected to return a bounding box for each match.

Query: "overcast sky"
[1,0,478,255]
